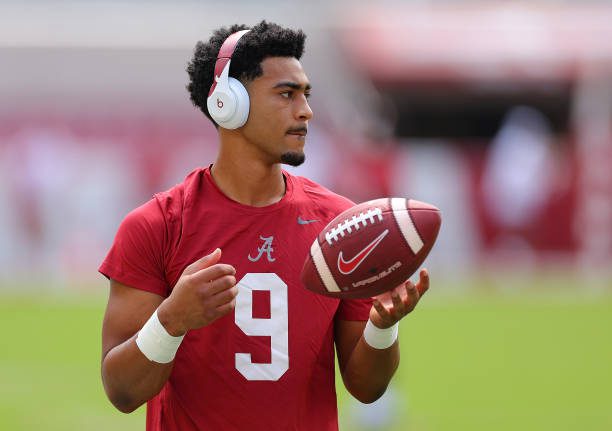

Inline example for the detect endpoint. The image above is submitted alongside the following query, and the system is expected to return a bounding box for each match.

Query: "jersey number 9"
[234,273,289,381]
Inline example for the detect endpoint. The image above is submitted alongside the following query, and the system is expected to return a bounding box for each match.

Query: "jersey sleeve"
[98,198,170,297]
[335,297,373,321]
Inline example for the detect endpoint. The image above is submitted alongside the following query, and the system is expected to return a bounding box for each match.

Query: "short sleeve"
[98,199,170,297]
[335,297,373,321]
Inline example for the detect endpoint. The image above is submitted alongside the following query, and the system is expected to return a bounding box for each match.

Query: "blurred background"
[1,1,611,430]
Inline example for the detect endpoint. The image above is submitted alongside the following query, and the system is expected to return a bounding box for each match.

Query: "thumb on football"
[183,248,222,276]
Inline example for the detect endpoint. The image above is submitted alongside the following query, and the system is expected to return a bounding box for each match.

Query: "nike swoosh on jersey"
[337,229,389,275]
[297,216,319,225]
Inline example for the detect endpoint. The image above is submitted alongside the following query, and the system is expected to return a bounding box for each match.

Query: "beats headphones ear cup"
[207,77,250,130]
[206,29,251,130]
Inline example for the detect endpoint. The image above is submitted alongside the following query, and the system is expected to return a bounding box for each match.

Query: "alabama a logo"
[248,235,276,262]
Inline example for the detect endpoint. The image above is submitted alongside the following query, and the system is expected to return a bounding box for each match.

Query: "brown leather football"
[301,198,441,299]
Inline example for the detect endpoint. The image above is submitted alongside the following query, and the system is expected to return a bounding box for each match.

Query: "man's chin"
[280,151,306,167]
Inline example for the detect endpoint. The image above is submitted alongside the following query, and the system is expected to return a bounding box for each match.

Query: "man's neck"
[211,152,286,208]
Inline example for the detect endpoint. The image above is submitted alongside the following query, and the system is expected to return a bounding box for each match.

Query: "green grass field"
[1,278,611,430]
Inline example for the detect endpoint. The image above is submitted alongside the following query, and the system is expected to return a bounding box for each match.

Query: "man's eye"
[280,92,291,99]
[305,93,311,99]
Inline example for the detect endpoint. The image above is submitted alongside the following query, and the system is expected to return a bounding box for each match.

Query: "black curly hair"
[186,20,306,127]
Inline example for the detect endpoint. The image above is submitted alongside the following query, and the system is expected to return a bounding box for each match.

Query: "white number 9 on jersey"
[234,273,289,381]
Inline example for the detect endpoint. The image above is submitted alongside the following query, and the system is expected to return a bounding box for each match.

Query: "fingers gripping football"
[370,269,430,329]
[157,249,238,336]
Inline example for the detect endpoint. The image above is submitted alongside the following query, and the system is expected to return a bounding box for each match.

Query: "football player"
[100,20,429,430]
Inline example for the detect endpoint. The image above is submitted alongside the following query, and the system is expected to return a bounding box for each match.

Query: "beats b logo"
[217,98,224,109]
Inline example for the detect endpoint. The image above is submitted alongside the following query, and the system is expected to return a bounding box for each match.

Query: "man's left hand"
[369,268,430,329]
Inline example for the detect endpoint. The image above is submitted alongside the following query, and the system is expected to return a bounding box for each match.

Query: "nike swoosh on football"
[297,216,319,225]
[337,229,389,275]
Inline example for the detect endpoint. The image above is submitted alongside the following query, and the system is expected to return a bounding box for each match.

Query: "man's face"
[241,57,313,166]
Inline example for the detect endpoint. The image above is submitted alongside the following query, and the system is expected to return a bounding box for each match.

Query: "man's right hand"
[157,248,238,336]
[101,248,237,412]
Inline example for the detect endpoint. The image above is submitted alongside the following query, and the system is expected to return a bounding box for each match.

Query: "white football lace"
[325,208,384,245]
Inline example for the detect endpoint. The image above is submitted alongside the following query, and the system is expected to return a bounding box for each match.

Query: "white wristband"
[136,309,185,363]
[363,319,399,350]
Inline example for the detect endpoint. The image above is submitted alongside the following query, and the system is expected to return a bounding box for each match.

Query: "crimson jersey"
[99,167,372,431]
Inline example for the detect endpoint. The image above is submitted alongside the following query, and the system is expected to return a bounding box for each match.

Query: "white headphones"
[206,29,251,129]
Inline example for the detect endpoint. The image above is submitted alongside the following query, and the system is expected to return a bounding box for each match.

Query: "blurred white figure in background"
[481,106,554,251]
[1,129,73,281]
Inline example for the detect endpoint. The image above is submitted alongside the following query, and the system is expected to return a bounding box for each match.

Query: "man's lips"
[286,127,308,136]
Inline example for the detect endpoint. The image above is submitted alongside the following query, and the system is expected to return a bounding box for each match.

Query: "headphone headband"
[208,29,250,97]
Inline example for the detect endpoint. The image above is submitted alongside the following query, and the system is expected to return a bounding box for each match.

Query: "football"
[301,198,441,299]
